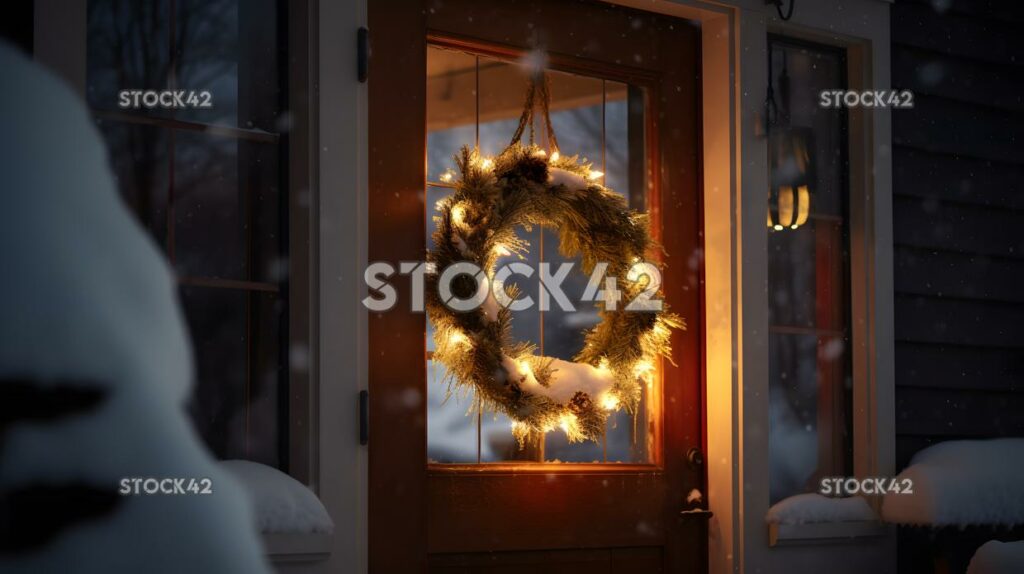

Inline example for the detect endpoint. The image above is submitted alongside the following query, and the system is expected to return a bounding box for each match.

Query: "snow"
[548,167,588,191]
[0,45,268,572]
[967,541,1024,574]
[881,438,1024,527]
[766,494,878,525]
[222,461,334,534]
[501,355,616,405]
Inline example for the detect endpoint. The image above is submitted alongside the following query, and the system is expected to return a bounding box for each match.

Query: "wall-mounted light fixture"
[765,40,813,232]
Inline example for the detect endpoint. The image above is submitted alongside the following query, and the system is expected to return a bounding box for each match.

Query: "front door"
[368,0,704,571]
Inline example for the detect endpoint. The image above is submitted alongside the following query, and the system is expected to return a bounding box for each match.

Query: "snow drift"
[881,438,1024,527]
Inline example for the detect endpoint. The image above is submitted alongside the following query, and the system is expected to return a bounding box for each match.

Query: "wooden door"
[368,0,704,572]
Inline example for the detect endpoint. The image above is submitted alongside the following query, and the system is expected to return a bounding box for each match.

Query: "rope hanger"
[509,71,560,153]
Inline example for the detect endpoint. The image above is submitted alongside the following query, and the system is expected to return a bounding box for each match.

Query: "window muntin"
[767,38,852,503]
[425,46,653,465]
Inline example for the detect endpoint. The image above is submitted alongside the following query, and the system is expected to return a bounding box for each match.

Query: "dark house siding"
[892,2,1024,571]
[891,0,1024,474]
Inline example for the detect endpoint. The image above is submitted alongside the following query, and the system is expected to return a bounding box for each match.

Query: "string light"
[480,158,494,170]
[493,243,512,256]
[550,151,560,162]
[600,393,620,411]
[451,204,467,226]
[439,169,455,183]
[587,170,604,181]
[633,359,655,386]
[558,413,579,434]
[447,331,471,347]
[532,149,547,158]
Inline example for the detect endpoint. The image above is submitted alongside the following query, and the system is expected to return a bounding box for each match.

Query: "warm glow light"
[633,359,655,384]
[451,204,466,226]
[794,185,810,228]
[600,393,620,411]
[550,151,560,162]
[559,413,578,433]
[439,169,454,183]
[447,331,471,347]
[587,170,604,181]
[532,149,547,158]
[480,158,494,170]
[493,243,512,256]
[778,185,794,227]
[597,358,611,372]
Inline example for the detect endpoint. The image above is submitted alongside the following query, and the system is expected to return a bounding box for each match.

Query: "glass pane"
[425,46,654,465]
[87,0,172,116]
[181,286,248,459]
[767,39,851,503]
[95,119,169,248]
[173,132,244,279]
[426,48,477,182]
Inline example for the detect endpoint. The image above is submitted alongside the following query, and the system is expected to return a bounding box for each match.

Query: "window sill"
[768,521,889,547]
[262,532,333,562]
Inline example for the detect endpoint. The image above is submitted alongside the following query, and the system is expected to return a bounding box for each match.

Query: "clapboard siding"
[892,46,1024,113]
[895,386,1024,437]
[893,147,1024,210]
[895,246,1024,303]
[895,294,1024,349]
[892,2,1023,66]
[892,195,1024,259]
[898,0,1024,25]
[895,342,1024,392]
[892,94,1024,164]
[892,0,1024,489]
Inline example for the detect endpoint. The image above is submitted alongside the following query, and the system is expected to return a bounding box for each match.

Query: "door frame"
[317,0,895,573]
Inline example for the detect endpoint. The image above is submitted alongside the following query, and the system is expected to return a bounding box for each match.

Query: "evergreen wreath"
[426,72,683,445]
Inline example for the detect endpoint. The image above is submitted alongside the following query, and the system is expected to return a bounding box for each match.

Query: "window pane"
[767,39,851,503]
[175,0,283,130]
[425,46,654,465]
[95,119,169,247]
[173,133,281,281]
[182,286,248,460]
[87,0,172,116]
[173,132,245,279]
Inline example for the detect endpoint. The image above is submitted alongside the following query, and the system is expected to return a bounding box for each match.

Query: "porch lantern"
[767,127,813,231]
[765,39,814,232]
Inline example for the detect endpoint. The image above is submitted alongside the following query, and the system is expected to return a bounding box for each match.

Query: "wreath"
[426,72,682,445]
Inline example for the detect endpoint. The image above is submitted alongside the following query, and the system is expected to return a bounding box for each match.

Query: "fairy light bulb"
[451,204,467,226]
[439,169,454,183]
[587,170,604,181]
[550,151,560,162]
[600,393,620,411]
[447,331,471,347]
[480,158,494,170]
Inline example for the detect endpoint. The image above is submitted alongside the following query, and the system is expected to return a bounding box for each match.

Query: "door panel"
[369,0,703,571]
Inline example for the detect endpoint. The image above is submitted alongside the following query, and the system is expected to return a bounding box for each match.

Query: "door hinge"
[359,389,369,445]
[357,27,369,83]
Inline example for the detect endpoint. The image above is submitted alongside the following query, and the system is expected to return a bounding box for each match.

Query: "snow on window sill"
[263,532,333,562]
[769,520,890,547]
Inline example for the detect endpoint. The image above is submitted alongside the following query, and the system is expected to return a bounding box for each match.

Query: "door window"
[425,45,654,464]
